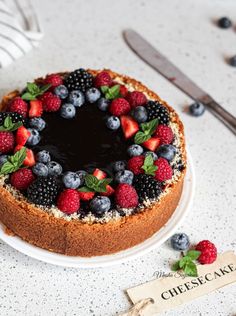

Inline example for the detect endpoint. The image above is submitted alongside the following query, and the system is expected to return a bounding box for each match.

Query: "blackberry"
[133,174,162,203]
[0,112,25,125]
[27,176,60,207]
[64,68,93,92]
[146,101,170,124]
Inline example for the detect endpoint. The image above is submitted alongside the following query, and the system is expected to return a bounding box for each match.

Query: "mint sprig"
[134,118,158,144]
[100,85,121,100]
[79,174,112,193]
[141,154,157,176]
[0,147,27,175]
[0,116,23,132]
[171,250,201,277]
[21,82,51,101]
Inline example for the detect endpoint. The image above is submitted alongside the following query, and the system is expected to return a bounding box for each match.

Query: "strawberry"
[142,137,161,151]
[126,91,147,108]
[78,191,95,201]
[14,145,35,167]
[8,97,28,117]
[94,71,112,88]
[120,115,139,139]
[29,100,43,118]
[10,168,35,191]
[0,131,14,153]
[44,74,63,88]
[16,126,30,146]
[154,158,172,181]
[93,168,107,180]
[109,98,131,116]
[57,189,80,214]
[40,92,61,112]
[101,185,115,196]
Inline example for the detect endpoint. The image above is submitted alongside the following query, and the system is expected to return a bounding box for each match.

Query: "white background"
[0,0,236,315]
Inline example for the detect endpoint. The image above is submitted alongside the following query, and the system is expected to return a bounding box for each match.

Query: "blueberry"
[144,151,158,161]
[218,17,232,29]
[132,106,148,123]
[54,85,68,99]
[27,128,41,146]
[60,103,76,119]
[189,102,205,117]
[29,117,46,131]
[156,144,176,162]
[85,87,101,103]
[76,170,87,186]
[229,55,236,67]
[170,233,190,251]
[113,160,127,172]
[32,163,49,177]
[106,116,120,130]
[68,90,85,107]
[90,196,111,214]
[127,144,143,157]
[62,171,81,189]
[97,97,110,111]
[47,161,63,176]
[115,170,134,185]
[36,150,51,163]
[0,154,8,166]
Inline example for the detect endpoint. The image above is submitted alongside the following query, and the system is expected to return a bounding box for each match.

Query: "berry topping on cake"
[115,183,138,208]
[109,98,131,116]
[54,85,69,99]
[8,97,28,117]
[60,103,76,119]
[65,68,93,92]
[154,158,173,181]
[195,240,217,264]
[36,150,51,163]
[156,144,176,162]
[16,126,30,146]
[106,116,120,130]
[27,176,60,207]
[146,101,170,124]
[90,196,111,215]
[57,189,80,214]
[40,92,61,112]
[133,174,162,203]
[32,162,49,177]
[115,169,134,185]
[126,91,147,108]
[120,115,139,138]
[47,161,63,176]
[62,171,81,189]
[155,125,174,144]
[97,98,110,111]
[132,106,148,123]
[0,112,25,125]
[127,155,145,175]
[78,191,95,201]
[94,71,112,88]
[23,148,35,167]
[26,128,41,146]
[44,74,63,88]
[127,144,143,157]
[142,136,161,151]
[0,131,14,153]
[29,100,43,118]
[85,87,101,103]
[10,168,35,191]
[29,117,46,131]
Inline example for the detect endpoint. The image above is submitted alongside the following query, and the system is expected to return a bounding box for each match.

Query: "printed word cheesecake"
[0,69,186,256]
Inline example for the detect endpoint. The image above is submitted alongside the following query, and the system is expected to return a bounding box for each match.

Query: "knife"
[123,29,236,135]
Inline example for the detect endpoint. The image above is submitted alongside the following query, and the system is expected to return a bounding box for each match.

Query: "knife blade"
[123,29,236,135]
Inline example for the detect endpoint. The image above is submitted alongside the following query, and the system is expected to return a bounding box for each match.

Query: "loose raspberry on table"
[195,240,217,264]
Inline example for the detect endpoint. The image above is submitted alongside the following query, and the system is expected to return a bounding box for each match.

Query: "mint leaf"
[39,84,51,95]
[186,250,201,261]
[27,82,40,94]
[85,174,99,189]
[184,261,198,277]
[84,174,112,193]
[0,116,23,132]
[141,154,158,176]
[140,118,158,135]
[101,86,109,94]
[21,82,51,101]
[171,261,180,271]
[21,92,36,101]
[179,256,191,268]
[134,131,151,144]
[78,186,94,193]
[101,85,121,100]
[0,147,26,175]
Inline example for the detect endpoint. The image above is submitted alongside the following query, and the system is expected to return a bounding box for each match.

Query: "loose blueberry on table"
[0,69,184,220]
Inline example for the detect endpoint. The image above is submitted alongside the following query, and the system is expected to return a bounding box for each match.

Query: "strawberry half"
[120,115,139,139]
[29,100,43,118]
[78,191,95,201]
[142,137,161,151]
[93,168,107,180]
[14,145,35,167]
[101,185,115,196]
[16,126,30,146]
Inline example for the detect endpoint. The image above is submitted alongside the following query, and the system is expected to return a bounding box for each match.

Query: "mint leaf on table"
[80,174,112,193]
[134,118,159,144]
[0,116,22,132]
[0,147,26,175]
[186,250,201,260]
[171,250,201,277]
[141,154,158,176]
[101,85,121,100]
[21,82,51,101]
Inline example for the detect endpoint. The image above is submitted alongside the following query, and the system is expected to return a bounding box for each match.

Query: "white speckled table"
[0,0,236,315]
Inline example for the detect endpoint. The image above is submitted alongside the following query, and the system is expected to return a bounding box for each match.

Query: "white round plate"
[0,153,195,268]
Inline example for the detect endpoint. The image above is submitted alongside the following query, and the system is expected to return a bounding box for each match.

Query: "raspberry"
[40,92,61,112]
[155,125,174,144]
[127,155,145,175]
[154,158,173,181]
[126,91,147,108]
[115,183,138,208]
[8,97,28,118]
[10,168,35,191]
[57,189,80,214]
[94,71,112,88]
[0,131,14,153]
[44,74,63,88]
[195,240,217,264]
[109,98,131,116]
